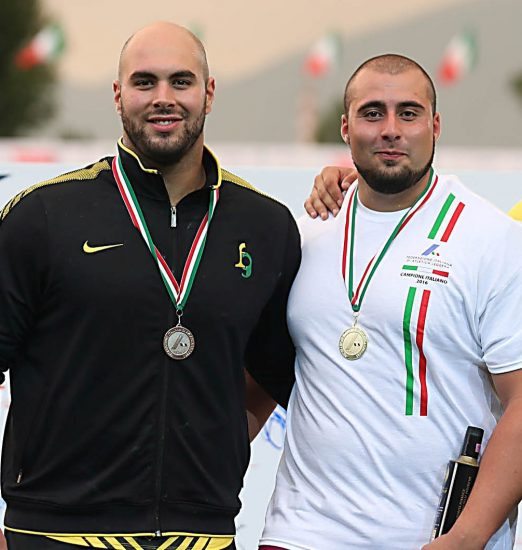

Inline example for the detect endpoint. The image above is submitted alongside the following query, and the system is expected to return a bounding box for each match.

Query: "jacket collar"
[116,138,222,202]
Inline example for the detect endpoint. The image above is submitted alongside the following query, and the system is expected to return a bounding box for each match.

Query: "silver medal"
[163,325,195,360]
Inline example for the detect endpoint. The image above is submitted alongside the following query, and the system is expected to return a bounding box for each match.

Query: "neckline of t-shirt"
[356,196,409,223]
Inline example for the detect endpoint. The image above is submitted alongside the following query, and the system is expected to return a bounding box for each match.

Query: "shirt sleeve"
[0,193,48,382]
[244,212,301,408]
[477,221,522,374]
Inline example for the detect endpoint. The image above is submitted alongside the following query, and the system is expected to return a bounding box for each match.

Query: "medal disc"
[163,325,195,360]
[339,326,368,360]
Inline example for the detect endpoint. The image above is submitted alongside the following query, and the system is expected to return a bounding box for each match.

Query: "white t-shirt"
[261,175,522,550]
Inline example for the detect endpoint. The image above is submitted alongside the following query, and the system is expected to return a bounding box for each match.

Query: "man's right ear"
[113,80,122,116]
[340,114,350,146]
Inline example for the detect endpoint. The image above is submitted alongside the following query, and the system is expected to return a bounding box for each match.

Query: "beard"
[354,141,435,195]
[120,102,206,166]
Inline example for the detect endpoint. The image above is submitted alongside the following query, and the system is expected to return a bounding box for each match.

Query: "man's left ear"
[113,80,122,116]
[340,114,350,145]
[205,77,216,115]
[433,112,441,142]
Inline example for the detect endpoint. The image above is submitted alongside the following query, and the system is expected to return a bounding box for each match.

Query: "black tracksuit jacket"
[0,143,300,536]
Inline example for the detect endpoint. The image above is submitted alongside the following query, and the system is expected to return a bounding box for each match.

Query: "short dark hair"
[344,54,436,115]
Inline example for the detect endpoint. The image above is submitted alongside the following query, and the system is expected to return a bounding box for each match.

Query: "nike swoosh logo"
[83,241,124,254]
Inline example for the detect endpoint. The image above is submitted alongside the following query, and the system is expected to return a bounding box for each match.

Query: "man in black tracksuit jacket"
[0,22,300,550]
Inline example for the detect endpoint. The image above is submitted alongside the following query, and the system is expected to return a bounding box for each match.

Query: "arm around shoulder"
[304,166,357,220]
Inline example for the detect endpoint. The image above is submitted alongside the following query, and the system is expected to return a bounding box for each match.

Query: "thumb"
[341,176,354,190]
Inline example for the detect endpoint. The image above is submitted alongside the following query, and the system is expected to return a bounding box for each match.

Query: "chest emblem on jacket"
[83,241,124,254]
[234,242,253,278]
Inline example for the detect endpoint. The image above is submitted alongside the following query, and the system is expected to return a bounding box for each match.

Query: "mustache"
[148,107,187,118]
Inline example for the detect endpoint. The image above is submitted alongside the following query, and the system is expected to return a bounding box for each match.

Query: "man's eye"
[135,79,153,87]
[173,79,190,87]
[364,110,382,119]
[401,110,417,119]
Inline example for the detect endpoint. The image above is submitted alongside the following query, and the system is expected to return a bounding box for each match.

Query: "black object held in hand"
[431,426,484,540]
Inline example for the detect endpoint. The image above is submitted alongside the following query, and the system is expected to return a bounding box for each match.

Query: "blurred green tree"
[315,99,344,144]
[511,72,522,103]
[0,0,57,136]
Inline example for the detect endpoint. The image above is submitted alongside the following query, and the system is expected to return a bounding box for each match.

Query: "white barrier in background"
[1,163,521,548]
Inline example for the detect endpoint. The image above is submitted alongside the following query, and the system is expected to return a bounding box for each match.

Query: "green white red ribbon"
[342,168,438,313]
[112,155,219,311]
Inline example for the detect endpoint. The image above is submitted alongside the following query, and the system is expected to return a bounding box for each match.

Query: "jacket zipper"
[154,357,169,536]
[154,198,178,536]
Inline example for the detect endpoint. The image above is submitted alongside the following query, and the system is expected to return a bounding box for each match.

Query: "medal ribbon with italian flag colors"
[112,155,219,311]
[342,168,438,313]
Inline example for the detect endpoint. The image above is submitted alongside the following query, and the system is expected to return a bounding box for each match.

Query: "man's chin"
[355,165,415,195]
[142,136,184,157]
[375,167,410,183]
[145,132,180,146]
[381,160,404,168]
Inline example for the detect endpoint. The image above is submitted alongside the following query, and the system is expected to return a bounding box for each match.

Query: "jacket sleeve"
[244,211,301,408]
[0,194,48,382]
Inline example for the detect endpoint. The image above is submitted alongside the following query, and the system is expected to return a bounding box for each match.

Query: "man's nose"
[152,82,176,108]
[381,114,401,141]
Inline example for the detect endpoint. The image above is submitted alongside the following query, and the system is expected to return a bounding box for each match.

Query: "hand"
[0,529,6,550]
[421,532,485,550]
[422,535,460,550]
[304,166,357,220]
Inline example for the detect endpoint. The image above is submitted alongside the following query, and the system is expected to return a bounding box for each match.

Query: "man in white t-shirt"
[260,54,522,550]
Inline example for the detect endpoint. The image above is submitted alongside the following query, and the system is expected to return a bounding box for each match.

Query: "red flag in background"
[15,23,65,70]
[303,32,342,78]
[437,30,478,86]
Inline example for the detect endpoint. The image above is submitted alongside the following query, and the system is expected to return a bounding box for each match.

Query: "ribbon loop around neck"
[342,169,438,313]
[112,155,219,311]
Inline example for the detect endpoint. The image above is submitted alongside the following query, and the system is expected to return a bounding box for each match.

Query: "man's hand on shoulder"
[304,166,357,220]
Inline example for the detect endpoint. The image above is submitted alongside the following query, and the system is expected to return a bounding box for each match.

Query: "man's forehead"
[350,68,431,106]
[119,25,204,77]
[123,48,199,72]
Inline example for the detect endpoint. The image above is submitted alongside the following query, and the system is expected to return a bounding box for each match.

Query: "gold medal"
[163,325,195,360]
[339,326,368,360]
